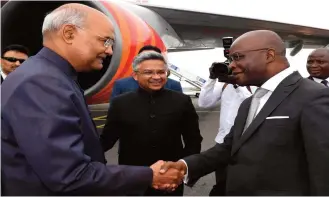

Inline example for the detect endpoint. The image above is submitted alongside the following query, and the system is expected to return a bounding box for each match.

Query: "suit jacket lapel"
[231,71,302,155]
[232,98,251,142]
[308,76,314,81]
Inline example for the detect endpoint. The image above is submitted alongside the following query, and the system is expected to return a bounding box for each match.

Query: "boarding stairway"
[168,63,206,97]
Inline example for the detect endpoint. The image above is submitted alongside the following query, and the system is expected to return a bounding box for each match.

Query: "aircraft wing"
[136,4,329,52]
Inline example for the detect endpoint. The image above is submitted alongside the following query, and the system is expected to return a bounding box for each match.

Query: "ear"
[61,24,77,44]
[266,49,276,63]
[132,72,138,80]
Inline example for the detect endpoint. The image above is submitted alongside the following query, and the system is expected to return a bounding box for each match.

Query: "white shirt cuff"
[179,159,189,184]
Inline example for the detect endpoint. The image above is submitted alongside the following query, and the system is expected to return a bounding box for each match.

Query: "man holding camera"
[198,62,255,195]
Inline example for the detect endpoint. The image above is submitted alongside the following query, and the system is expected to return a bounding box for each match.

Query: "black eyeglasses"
[2,57,26,64]
[228,48,272,62]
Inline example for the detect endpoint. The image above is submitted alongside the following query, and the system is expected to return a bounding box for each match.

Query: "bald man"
[306,48,329,87]
[1,3,181,195]
[160,30,329,195]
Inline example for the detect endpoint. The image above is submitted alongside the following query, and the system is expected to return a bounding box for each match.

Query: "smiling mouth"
[150,82,162,85]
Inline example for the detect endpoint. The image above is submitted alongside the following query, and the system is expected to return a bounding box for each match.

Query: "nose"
[15,61,21,66]
[228,61,236,71]
[105,46,113,56]
[152,73,161,79]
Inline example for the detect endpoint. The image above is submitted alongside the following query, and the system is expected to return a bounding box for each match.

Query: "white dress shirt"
[183,67,296,183]
[255,67,296,115]
[1,68,7,79]
[198,79,256,143]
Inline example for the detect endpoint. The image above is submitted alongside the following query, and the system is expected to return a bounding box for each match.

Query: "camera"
[209,37,233,82]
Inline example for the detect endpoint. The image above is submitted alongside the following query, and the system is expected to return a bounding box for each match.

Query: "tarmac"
[90,97,221,196]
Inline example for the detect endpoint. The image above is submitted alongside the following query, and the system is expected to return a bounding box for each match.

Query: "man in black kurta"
[101,51,203,196]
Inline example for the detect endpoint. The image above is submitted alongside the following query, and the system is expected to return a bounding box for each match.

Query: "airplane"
[2,0,329,105]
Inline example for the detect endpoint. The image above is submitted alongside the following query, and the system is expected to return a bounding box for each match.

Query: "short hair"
[2,44,30,57]
[132,51,167,71]
[138,45,161,54]
[42,6,87,36]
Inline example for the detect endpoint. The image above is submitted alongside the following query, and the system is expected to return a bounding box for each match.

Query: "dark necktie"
[321,80,328,87]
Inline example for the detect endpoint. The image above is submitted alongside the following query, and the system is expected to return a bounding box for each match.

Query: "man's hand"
[150,160,184,191]
[159,160,187,175]
[156,160,188,191]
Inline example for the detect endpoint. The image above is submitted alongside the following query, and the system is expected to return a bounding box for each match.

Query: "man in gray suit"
[160,30,329,195]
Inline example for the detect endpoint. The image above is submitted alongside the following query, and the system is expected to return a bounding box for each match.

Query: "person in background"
[110,45,183,102]
[1,3,181,195]
[198,62,256,195]
[100,51,202,196]
[1,44,29,83]
[306,48,329,87]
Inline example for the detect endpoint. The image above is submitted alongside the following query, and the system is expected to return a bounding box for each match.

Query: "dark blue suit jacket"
[1,47,152,195]
[110,76,183,102]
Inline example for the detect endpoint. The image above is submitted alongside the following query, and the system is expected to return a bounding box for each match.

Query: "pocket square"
[266,116,289,119]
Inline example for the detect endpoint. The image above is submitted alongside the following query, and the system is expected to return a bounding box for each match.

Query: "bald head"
[228,30,289,87]
[309,48,329,58]
[231,30,286,56]
[307,47,329,79]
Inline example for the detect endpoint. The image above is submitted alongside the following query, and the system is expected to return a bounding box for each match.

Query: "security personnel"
[100,51,203,196]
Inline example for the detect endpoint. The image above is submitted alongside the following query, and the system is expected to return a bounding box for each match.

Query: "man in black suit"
[100,51,203,196]
[1,44,29,83]
[160,30,329,195]
[306,48,329,87]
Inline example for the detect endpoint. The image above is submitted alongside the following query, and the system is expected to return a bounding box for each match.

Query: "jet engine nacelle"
[1,0,169,104]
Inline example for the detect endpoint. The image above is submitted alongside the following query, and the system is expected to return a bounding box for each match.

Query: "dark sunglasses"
[2,56,26,64]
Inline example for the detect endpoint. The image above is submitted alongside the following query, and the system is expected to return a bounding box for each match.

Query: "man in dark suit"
[100,51,203,196]
[1,3,182,195]
[306,48,329,87]
[1,44,29,83]
[160,30,329,195]
[110,45,183,102]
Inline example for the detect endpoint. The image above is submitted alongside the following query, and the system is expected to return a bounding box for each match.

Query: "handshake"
[150,160,188,192]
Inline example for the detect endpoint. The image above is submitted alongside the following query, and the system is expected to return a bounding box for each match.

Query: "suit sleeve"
[110,80,121,103]
[100,97,120,152]
[181,96,203,157]
[182,96,247,184]
[301,89,329,195]
[8,76,152,195]
[183,126,233,185]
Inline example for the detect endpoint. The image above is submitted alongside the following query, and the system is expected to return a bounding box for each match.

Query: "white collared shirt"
[1,68,7,79]
[198,79,257,143]
[255,67,296,115]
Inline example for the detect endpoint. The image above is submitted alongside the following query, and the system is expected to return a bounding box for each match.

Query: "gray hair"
[132,51,167,71]
[42,6,87,36]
